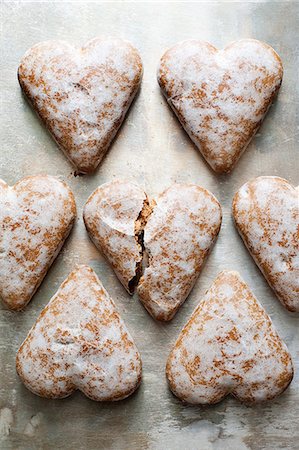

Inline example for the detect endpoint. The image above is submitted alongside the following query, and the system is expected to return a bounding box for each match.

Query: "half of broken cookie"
[83,180,222,321]
[16,265,142,401]
[233,176,299,312]
[18,37,143,174]
[166,270,293,405]
[83,180,152,294]
[0,175,76,310]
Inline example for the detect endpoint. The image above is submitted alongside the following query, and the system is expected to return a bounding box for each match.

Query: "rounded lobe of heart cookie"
[18,37,143,173]
[0,175,76,311]
[158,39,283,173]
[233,176,299,312]
[137,184,222,321]
[16,265,142,401]
[166,270,293,405]
[83,180,148,293]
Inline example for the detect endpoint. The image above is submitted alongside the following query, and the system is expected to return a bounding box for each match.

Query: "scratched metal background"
[0,1,298,449]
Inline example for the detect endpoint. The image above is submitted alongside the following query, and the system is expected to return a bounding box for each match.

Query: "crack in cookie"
[83,180,222,321]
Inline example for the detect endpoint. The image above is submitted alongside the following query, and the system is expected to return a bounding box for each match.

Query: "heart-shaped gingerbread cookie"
[83,181,222,321]
[16,265,142,401]
[166,270,293,405]
[233,176,299,312]
[0,175,76,310]
[18,38,143,174]
[158,39,283,173]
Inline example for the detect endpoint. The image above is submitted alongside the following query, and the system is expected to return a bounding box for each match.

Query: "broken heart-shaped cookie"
[18,37,143,174]
[233,176,299,312]
[158,39,283,173]
[166,270,293,405]
[16,265,142,401]
[83,180,222,321]
[0,175,76,310]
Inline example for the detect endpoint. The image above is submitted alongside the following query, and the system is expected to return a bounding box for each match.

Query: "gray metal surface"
[0,1,298,449]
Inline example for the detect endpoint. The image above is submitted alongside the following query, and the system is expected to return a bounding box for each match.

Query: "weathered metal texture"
[0,1,298,449]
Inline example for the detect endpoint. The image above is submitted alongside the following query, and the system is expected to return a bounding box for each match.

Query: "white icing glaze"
[233,176,299,312]
[16,265,142,401]
[166,270,293,405]
[0,175,76,310]
[18,38,143,173]
[158,39,283,173]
